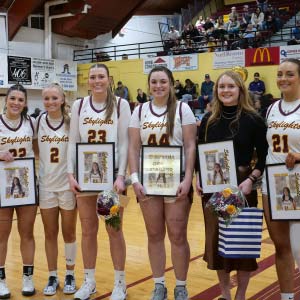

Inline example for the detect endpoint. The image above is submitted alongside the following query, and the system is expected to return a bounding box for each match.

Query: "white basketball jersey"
[78,96,120,168]
[37,113,69,191]
[266,100,300,164]
[0,115,34,158]
[139,101,183,146]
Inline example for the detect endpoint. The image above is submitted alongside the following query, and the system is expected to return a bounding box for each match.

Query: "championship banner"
[0,53,8,87]
[245,46,279,67]
[54,60,77,91]
[31,58,55,89]
[280,45,300,63]
[169,54,198,72]
[213,50,245,69]
[8,56,32,85]
[143,56,170,74]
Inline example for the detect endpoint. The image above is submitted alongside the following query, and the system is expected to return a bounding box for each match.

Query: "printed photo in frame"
[76,143,115,192]
[198,140,237,193]
[141,145,182,197]
[0,157,37,208]
[266,163,300,220]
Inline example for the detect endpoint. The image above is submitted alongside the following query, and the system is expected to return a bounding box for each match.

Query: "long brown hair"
[5,84,29,119]
[42,83,70,128]
[206,70,256,139]
[89,63,116,121]
[148,66,177,137]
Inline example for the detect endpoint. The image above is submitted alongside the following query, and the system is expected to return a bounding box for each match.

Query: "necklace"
[221,113,236,120]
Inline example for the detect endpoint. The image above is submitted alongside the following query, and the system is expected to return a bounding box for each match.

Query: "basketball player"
[262,58,300,300]
[128,66,196,300]
[35,83,77,296]
[67,64,131,300]
[0,84,37,298]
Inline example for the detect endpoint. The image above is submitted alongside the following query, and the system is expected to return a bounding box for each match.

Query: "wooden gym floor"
[5,185,299,300]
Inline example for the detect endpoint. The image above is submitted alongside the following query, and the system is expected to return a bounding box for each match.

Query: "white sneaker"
[43,276,59,296]
[110,281,127,300]
[22,275,35,296]
[0,279,10,299]
[63,274,76,294]
[74,279,96,300]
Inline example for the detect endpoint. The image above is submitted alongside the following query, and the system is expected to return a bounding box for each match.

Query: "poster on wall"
[55,60,77,91]
[8,56,32,85]
[0,53,8,87]
[31,58,55,88]
[143,56,170,74]
[245,46,279,67]
[169,54,198,72]
[213,50,245,69]
[280,45,300,63]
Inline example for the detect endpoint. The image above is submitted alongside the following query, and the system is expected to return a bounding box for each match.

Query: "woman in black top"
[136,88,148,103]
[196,70,268,300]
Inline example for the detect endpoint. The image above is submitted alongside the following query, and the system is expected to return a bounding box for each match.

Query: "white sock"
[114,270,125,284]
[154,276,165,286]
[281,293,294,300]
[49,270,57,278]
[66,269,74,276]
[84,269,95,281]
[176,279,186,287]
[290,222,300,269]
[65,242,77,266]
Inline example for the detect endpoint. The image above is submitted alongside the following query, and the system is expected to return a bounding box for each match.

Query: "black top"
[197,105,268,173]
[136,92,148,103]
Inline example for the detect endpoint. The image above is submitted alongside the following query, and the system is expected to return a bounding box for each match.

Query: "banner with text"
[8,56,32,85]
[280,45,300,62]
[169,54,198,72]
[55,60,77,91]
[213,50,245,69]
[31,58,55,89]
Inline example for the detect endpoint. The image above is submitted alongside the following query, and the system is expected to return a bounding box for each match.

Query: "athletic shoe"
[43,276,59,296]
[174,286,188,300]
[63,274,76,294]
[150,283,167,300]
[22,275,35,296]
[0,279,10,299]
[74,278,96,300]
[110,280,127,300]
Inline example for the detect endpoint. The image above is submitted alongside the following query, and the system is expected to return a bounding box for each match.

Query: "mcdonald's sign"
[245,47,279,67]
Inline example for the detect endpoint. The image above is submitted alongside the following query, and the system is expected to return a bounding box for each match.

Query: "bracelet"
[248,175,257,183]
[131,172,139,184]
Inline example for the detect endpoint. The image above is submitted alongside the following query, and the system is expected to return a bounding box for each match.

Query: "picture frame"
[0,157,37,208]
[266,163,300,220]
[198,140,237,193]
[141,145,182,197]
[76,143,115,192]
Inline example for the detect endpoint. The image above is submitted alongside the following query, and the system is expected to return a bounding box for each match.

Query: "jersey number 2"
[50,148,59,163]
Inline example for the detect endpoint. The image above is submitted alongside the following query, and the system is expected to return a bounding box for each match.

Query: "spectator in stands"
[256,0,268,13]
[181,24,190,40]
[293,20,300,39]
[214,16,225,30]
[251,7,265,30]
[174,80,184,100]
[136,88,148,104]
[227,16,241,36]
[188,24,201,43]
[240,5,252,29]
[114,81,129,101]
[182,78,197,102]
[198,74,214,113]
[240,23,258,48]
[195,15,205,32]
[203,17,214,32]
[264,4,282,32]
[248,72,265,101]
[168,25,180,42]
[229,6,239,20]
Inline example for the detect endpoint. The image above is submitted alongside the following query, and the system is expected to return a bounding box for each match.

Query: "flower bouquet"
[96,190,121,230]
[206,187,246,226]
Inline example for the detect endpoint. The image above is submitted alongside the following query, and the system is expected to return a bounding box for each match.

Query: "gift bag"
[218,207,263,258]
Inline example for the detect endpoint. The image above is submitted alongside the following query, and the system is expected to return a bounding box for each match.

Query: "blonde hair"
[89,63,116,121]
[42,83,70,128]
[206,70,256,140]
[148,66,177,138]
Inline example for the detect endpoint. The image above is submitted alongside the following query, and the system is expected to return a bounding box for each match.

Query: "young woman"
[196,70,268,300]
[0,84,37,298]
[68,63,131,300]
[10,177,24,198]
[212,163,226,185]
[35,83,77,296]
[262,58,300,300]
[281,187,295,210]
[129,66,196,300]
[89,162,103,183]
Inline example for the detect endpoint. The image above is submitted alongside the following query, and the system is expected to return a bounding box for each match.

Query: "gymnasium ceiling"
[0,0,195,40]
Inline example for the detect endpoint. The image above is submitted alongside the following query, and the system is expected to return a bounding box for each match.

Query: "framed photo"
[0,157,37,208]
[141,146,182,197]
[76,143,115,192]
[198,140,237,193]
[266,163,300,220]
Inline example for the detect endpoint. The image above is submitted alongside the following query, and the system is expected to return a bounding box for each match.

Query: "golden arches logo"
[253,48,271,64]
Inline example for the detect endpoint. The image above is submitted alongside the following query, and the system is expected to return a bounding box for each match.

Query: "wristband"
[248,175,257,183]
[131,172,139,184]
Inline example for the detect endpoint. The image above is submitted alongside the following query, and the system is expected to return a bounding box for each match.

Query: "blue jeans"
[198,95,212,111]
